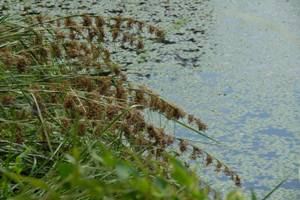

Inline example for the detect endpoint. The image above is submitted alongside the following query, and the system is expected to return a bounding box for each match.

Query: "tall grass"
[0,14,263,199]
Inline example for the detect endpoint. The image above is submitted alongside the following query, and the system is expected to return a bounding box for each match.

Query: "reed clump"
[0,14,242,199]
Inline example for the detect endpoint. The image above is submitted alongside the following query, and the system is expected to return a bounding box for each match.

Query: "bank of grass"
[0,14,264,199]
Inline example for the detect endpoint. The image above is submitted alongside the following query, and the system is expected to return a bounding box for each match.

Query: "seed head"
[137,21,144,31]
[103,49,111,62]
[64,17,76,28]
[188,114,194,124]
[155,29,165,40]
[166,135,174,145]
[36,15,45,24]
[235,175,241,186]
[96,27,105,42]
[126,18,134,28]
[95,16,105,28]
[63,95,75,110]
[66,41,80,59]
[77,121,87,136]
[1,94,15,105]
[82,14,92,26]
[206,154,213,166]
[0,47,14,67]
[215,161,222,172]
[136,40,144,50]
[195,118,208,131]
[51,42,62,58]
[148,25,156,34]
[88,26,97,42]
[55,29,65,40]
[179,139,188,152]
[16,55,28,73]
[114,16,122,29]
[112,28,119,41]
[122,32,130,43]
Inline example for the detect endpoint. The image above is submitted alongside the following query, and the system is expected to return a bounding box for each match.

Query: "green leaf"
[134,177,151,194]
[57,162,75,179]
[1,169,49,190]
[153,177,168,191]
[171,159,192,187]
[23,176,49,190]
[225,191,244,200]
[250,189,257,200]
[99,147,117,167]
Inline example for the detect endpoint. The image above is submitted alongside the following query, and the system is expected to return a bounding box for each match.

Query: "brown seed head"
[66,41,80,59]
[61,118,70,130]
[195,118,207,131]
[224,166,232,176]
[114,16,122,29]
[36,15,44,24]
[122,32,130,43]
[136,40,144,50]
[63,95,75,109]
[191,146,202,160]
[16,55,28,73]
[188,114,194,124]
[77,122,86,136]
[155,29,165,40]
[55,29,65,40]
[95,16,105,28]
[166,135,174,145]
[88,26,97,41]
[64,17,76,28]
[82,14,92,26]
[98,77,111,95]
[137,21,144,31]
[148,25,156,34]
[206,154,213,166]
[96,26,105,42]
[1,95,15,105]
[112,28,119,41]
[126,18,134,28]
[215,160,223,172]
[103,49,111,62]
[0,47,14,67]
[235,175,241,187]
[179,139,188,152]
[51,42,62,58]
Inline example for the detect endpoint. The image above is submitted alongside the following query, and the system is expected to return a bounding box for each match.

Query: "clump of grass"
[0,14,244,199]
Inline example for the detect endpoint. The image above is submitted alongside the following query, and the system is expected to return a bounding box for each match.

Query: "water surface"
[137,0,300,199]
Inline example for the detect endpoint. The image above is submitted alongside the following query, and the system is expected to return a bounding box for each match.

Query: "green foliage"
[0,141,209,200]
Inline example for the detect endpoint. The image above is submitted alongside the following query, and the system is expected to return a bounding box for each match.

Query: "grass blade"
[172,118,220,144]
[262,178,287,200]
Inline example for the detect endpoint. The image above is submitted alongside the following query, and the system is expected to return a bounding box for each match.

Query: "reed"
[0,14,247,199]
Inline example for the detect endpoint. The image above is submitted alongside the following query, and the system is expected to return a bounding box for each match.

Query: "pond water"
[2,0,300,199]
[132,0,300,199]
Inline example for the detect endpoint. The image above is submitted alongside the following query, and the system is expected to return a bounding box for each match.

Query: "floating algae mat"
[2,0,300,199]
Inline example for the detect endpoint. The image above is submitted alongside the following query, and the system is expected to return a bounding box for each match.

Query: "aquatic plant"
[0,14,242,199]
